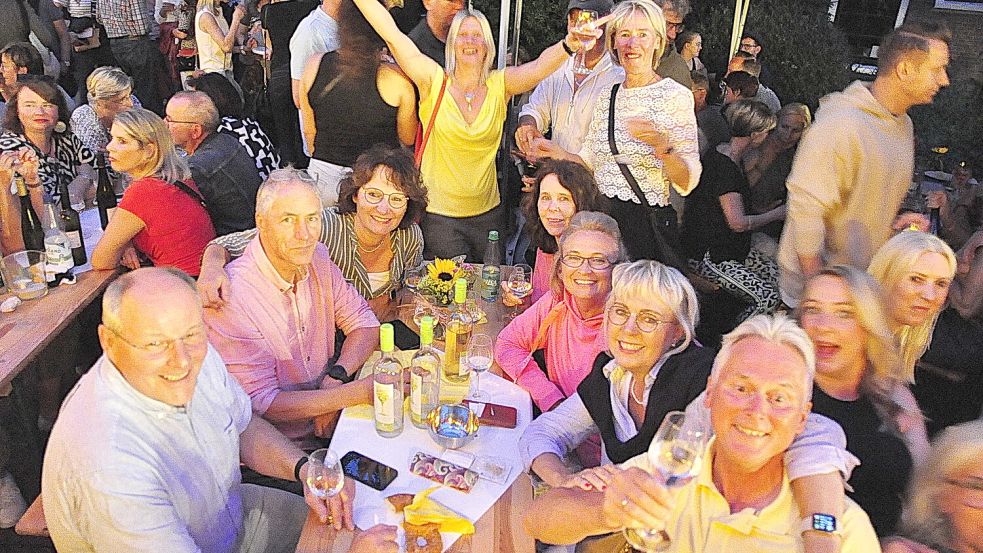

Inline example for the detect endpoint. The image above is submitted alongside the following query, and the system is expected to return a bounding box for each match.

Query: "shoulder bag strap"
[171,180,208,209]
[607,83,649,207]
[414,73,448,168]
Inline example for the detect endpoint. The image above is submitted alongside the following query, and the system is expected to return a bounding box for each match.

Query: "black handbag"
[606,83,687,271]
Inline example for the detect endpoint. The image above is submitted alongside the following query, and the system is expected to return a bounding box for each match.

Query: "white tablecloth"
[331,367,532,552]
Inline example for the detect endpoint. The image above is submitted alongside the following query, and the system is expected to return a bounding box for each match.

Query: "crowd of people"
[0,0,980,551]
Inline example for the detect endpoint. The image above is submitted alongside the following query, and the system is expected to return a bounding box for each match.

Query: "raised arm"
[350,0,440,94]
[504,24,600,98]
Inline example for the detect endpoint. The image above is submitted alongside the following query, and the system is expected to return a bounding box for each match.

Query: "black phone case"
[341,450,398,491]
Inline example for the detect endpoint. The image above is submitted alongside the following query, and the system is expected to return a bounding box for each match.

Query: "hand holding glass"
[571,10,598,75]
[305,448,345,499]
[623,411,706,552]
[505,264,533,321]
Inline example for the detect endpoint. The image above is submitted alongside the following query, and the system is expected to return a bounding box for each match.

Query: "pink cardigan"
[530,248,554,304]
[494,288,606,411]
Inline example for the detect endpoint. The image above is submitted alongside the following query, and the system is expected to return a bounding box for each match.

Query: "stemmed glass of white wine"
[505,263,533,321]
[466,333,493,402]
[623,411,707,552]
[571,9,598,76]
[305,448,345,500]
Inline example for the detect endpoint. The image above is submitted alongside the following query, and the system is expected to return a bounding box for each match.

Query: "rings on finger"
[620,498,630,508]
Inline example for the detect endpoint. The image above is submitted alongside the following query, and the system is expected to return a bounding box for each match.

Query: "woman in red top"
[92,108,215,277]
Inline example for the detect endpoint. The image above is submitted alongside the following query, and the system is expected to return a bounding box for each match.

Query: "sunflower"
[427,258,462,284]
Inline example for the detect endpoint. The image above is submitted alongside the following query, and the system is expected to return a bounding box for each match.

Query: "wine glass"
[505,263,533,321]
[465,333,493,402]
[571,10,598,76]
[305,448,345,499]
[403,263,425,294]
[623,411,707,552]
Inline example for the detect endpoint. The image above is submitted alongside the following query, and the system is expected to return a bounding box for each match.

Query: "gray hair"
[444,9,495,81]
[605,259,699,357]
[709,313,816,400]
[550,211,630,297]
[653,0,690,18]
[112,108,191,183]
[255,167,322,218]
[170,90,220,134]
[86,66,133,102]
[725,99,777,138]
[103,267,199,330]
[739,57,762,77]
[778,102,812,127]
[606,0,667,72]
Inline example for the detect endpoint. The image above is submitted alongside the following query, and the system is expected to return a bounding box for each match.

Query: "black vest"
[576,345,715,464]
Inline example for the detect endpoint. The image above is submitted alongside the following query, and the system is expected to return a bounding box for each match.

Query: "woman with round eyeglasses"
[496,212,629,426]
[517,258,715,488]
[198,145,427,321]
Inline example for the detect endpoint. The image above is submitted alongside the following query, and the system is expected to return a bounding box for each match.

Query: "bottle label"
[481,265,500,300]
[374,381,395,425]
[65,230,82,249]
[410,372,423,418]
[44,242,73,281]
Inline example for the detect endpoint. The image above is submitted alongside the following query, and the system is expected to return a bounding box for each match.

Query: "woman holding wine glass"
[198,145,427,321]
[350,0,601,261]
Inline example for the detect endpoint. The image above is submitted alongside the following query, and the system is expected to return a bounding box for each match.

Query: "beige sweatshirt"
[778,80,914,305]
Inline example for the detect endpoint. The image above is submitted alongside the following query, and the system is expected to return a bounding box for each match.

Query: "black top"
[187,132,262,236]
[408,18,445,68]
[261,0,317,70]
[577,346,715,464]
[747,147,794,241]
[811,386,912,536]
[309,52,400,167]
[682,149,752,263]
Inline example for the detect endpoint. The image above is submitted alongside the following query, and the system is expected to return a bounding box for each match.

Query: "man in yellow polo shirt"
[524,314,880,552]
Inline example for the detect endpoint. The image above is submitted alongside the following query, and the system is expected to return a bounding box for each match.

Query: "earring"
[54,121,67,133]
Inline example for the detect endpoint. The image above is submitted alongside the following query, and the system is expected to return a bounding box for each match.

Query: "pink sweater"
[494,289,606,411]
[530,248,554,304]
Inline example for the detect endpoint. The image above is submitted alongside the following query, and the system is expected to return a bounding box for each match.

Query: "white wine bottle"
[442,278,473,384]
[409,315,440,428]
[373,323,404,438]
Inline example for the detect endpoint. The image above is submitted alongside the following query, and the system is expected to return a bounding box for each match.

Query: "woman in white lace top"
[532,0,700,264]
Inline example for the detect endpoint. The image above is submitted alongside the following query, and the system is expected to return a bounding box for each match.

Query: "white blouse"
[579,77,700,207]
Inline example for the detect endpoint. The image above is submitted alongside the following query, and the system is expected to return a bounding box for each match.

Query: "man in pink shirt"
[205,169,380,452]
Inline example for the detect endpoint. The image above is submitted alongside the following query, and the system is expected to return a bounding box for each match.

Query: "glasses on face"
[101,95,133,108]
[361,187,408,210]
[666,21,685,33]
[267,168,318,184]
[560,253,614,270]
[22,101,58,112]
[163,115,199,126]
[607,304,674,333]
[740,41,757,50]
[106,324,208,356]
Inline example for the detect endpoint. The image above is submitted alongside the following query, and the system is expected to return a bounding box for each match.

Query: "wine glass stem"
[473,370,480,397]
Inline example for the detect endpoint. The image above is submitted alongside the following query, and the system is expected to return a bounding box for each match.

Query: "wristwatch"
[319,363,354,385]
[800,513,841,537]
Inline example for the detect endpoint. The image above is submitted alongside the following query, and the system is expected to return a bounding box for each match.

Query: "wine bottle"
[15,174,45,252]
[480,230,502,301]
[442,278,473,384]
[373,323,404,438]
[57,179,86,266]
[95,152,117,229]
[42,202,75,283]
[409,315,440,428]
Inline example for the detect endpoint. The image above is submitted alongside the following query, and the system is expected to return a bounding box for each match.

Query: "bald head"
[103,268,201,330]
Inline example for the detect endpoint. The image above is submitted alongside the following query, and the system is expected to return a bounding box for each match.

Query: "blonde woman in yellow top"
[351,0,600,260]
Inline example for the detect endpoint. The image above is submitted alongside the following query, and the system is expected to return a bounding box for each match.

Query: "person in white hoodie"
[777,19,951,307]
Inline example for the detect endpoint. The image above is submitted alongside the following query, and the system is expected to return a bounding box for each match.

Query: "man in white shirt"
[514,0,623,158]
[289,0,340,154]
[41,268,385,553]
[524,314,881,552]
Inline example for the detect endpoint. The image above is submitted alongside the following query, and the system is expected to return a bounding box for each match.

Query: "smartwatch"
[800,513,840,536]
[324,364,354,384]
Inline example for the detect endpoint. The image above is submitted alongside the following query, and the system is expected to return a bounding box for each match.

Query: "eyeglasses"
[267,168,319,184]
[740,41,757,49]
[607,304,674,333]
[163,115,199,126]
[106,324,208,356]
[666,21,685,33]
[559,253,614,270]
[361,187,408,210]
[100,95,133,108]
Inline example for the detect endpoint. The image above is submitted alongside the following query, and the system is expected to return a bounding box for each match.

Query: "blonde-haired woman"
[533,0,699,268]
[884,420,983,553]
[70,66,140,155]
[92,108,215,277]
[195,0,245,75]
[798,265,929,535]
[350,0,599,260]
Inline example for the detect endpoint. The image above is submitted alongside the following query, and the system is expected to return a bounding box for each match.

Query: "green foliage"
[472,0,566,62]
[691,0,851,109]
[910,77,983,172]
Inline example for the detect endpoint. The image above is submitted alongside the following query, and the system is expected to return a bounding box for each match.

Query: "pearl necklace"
[629,382,646,405]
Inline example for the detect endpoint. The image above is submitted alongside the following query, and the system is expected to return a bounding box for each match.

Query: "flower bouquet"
[418,258,465,306]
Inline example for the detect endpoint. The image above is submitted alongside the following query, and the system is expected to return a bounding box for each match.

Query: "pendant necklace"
[464,90,476,112]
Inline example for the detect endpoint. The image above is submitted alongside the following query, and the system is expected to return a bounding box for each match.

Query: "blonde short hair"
[550,211,629,297]
[111,108,191,183]
[86,66,133,103]
[868,231,956,380]
[445,9,495,81]
[606,0,667,72]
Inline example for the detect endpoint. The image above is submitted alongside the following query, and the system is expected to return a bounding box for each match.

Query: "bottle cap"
[454,278,467,303]
[380,323,394,352]
[419,315,433,344]
[488,230,499,241]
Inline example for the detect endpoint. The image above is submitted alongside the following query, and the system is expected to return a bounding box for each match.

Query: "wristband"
[294,456,309,482]
[561,40,575,56]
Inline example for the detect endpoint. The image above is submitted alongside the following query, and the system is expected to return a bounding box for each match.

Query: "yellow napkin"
[404,487,475,535]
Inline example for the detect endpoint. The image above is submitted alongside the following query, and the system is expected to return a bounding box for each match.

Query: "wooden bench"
[14,496,48,537]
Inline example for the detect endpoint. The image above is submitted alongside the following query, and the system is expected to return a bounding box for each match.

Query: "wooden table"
[296,472,535,553]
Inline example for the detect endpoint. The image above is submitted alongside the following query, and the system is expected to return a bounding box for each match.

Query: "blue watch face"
[813,514,837,532]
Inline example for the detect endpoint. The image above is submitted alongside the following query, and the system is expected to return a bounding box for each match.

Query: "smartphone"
[341,451,398,491]
[390,319,420,350]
